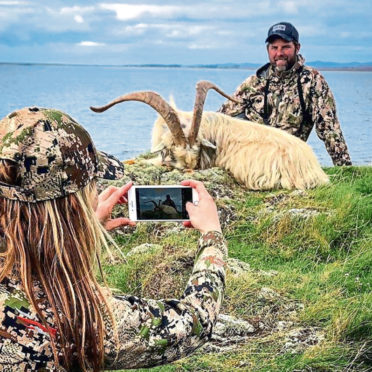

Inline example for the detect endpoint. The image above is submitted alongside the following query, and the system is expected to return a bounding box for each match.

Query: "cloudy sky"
[0,0,371,65]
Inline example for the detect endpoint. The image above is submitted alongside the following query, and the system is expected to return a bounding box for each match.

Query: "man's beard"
[275,64,287,72]
[274,55,297,71]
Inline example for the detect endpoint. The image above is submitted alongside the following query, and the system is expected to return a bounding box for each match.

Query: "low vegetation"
[102,159,371,372]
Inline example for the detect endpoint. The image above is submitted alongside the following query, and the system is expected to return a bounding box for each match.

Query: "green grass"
[103,165,372,371]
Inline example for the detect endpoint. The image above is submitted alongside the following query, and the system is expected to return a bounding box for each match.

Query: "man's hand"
[95,181,136,231]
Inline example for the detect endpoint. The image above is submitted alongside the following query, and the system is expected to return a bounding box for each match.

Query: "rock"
[126,243,162,257]
[263,190,321,220]
[111,224,137,236]
[213,314,258,337]
[289,190,308,197]
[258,269,279,277]
[264,192,289,207]
[286,208,321,218]
[217,203,238,230]
[275,320,294,331]
[249,287,304,330]
[227,258,279,277]
[202,314,263,353]
[227,258,251,274]
[264,190,308,208]
[258,287,281,300]
[282,327,325,354]
[268,207,322,223]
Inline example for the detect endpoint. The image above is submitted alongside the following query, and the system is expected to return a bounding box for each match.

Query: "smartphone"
[128,185,199,222]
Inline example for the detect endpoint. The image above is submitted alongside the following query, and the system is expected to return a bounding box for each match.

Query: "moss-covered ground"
[103,161,371,372]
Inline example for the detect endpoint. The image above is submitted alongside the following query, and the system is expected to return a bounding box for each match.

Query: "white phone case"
[128,185,198,222]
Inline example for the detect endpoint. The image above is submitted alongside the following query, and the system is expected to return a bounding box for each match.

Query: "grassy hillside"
[102,160,372,372]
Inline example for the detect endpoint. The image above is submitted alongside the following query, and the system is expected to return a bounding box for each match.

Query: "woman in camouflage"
[0,107,227,371]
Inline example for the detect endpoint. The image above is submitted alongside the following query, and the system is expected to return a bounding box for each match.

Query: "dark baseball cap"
[0,107,124,202]
[265,22,299,43]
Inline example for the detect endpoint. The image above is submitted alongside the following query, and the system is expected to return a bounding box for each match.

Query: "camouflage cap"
[0,107,124,202]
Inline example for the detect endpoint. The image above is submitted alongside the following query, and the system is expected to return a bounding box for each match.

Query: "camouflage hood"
[0,107,124,202]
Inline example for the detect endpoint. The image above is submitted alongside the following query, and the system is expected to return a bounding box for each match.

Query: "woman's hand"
[95,181,136,231]
[181,180,221,234]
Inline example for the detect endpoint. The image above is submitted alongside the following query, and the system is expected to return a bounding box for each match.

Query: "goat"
[143,200,179,219]
[90,81,329,190]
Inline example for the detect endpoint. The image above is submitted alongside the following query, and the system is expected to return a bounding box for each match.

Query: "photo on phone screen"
[135,187,193,220]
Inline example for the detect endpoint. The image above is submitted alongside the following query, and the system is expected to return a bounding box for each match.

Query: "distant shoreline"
[1,62,372,72]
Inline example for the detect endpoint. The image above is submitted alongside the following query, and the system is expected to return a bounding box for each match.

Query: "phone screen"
[135,187,193,220]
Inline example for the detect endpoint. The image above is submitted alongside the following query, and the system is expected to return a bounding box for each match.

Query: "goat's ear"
[201,139,217,149]
[151,142,166,153]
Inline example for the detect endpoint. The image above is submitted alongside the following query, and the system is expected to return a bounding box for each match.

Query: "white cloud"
[98,3,274,21]
[60,6,95,15]
[0,4,35,31]
[0,1,27,4]
[0,0,371,64]
[187,25,214,36]
[216,30,233,36]
[298,25,326,37]
[78,41,105,47]
[123,23,149,35]
[74,15,84,23]
[30,6,93,32]
[340,31,351,38]
[100,3,181,20]
[278,0,299,14]
[121,22,214,38]
[188,42,219,50]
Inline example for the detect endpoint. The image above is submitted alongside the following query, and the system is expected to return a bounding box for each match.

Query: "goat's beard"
[198,145,217,169]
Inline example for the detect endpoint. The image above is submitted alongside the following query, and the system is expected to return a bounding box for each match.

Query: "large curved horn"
[188,81,241,146]
[90,92,187,147]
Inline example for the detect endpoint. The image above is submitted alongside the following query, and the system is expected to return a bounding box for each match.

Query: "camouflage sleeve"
[0,277,64,372]
[103,231,227,369]
[311,72,352,166]
[218,76,256,116]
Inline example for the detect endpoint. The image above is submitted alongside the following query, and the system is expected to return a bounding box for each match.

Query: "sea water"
[0,64,371,166]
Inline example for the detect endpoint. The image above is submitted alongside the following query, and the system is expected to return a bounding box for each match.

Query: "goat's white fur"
[151,106,329,190]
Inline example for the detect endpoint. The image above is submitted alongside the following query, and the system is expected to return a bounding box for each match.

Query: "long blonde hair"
[0,160,112,371]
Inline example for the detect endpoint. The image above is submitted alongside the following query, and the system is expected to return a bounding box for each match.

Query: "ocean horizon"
[1,64,371,166]
[1,61,372,71]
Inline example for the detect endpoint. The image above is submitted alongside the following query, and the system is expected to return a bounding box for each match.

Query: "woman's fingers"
[181,179,210,199]
[96,182,133,224]
[102,182,132,208]
[105,217,136,231]
[98,185,118,203]
[182,220,193,228]
[181,180,221,234]
[117,195,128,204]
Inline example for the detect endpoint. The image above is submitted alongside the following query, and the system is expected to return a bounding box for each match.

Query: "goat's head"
[151,108,219,169]
[90,81,239,170]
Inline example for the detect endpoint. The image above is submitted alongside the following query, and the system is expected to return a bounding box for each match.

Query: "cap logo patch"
[273,24,286,32]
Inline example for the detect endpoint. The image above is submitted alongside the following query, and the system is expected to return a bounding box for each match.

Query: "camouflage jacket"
[219,55,352,166]
[0,231,227,371]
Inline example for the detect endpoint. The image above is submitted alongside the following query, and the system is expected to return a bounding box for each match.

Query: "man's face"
[267,38,300,71]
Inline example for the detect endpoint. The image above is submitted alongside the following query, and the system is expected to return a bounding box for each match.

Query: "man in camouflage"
[219,22,352,166]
